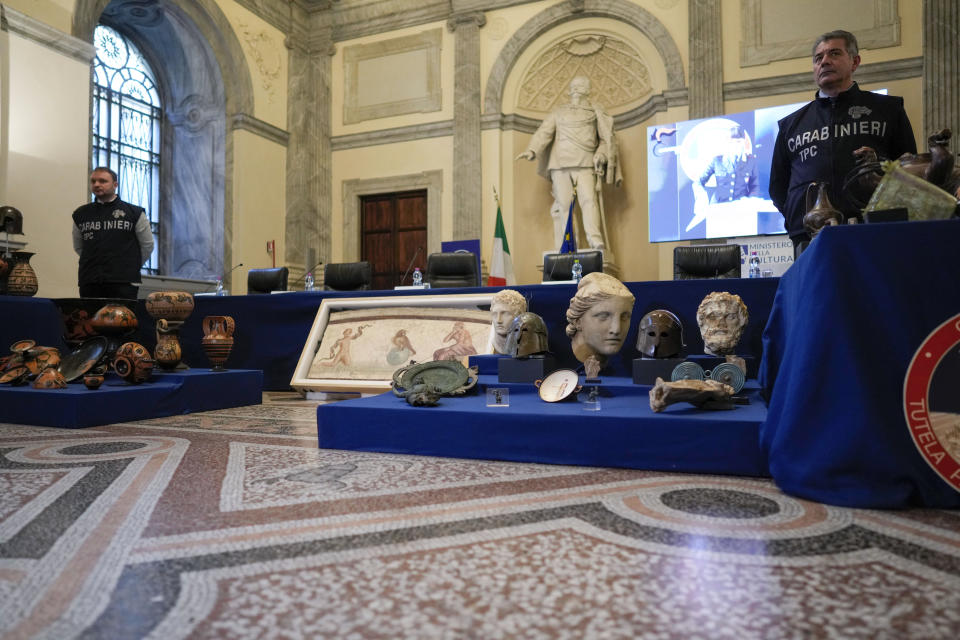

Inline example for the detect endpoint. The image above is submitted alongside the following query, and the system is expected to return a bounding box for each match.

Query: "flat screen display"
[647,101,806,242]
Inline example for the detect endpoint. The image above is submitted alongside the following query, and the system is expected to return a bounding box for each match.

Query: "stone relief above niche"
[740,0,900,67]
[237,22,282,103]
[343,29,442,125]
[517,35,652,114]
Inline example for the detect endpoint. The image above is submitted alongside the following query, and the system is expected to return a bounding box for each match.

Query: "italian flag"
[487,202,515,286]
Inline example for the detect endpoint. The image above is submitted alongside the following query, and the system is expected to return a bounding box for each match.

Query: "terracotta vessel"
[83,373,104,389]
[145,291,195,322]
[153,319,183,370]
[33,367,68,389]
[803,183,843,237]
[113,341,154,384]
[23,346,60,376]
[91,303,138,336]
[201,315,235,371]
[6,251,38,296]
[52,297,133,347]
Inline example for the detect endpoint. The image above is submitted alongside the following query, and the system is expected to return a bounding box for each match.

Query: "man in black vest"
[72,167,154,299]
[769,30,916,252]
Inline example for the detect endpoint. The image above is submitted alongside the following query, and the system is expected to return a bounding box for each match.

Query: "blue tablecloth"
[759,219,960,508]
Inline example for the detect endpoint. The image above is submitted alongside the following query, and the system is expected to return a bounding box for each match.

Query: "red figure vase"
[201,315,235,371]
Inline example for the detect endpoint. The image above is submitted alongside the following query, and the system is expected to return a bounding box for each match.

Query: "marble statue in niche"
[516,76,622,254]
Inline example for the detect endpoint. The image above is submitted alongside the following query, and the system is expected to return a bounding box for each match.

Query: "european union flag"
[559,200,576,254]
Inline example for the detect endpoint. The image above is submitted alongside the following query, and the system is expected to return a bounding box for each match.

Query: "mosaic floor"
[2,397,959,639]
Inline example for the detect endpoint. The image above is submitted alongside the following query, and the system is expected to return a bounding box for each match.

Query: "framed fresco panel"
[291,293,496,394]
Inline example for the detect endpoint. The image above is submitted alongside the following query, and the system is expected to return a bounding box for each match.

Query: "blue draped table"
[317,376,770,475]
[759,219,960,508]
[1,278,780,391]
[0,369,262,428]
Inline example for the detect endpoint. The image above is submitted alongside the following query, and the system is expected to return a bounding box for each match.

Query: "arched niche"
[73,0,255,280]
[483,0,685,118]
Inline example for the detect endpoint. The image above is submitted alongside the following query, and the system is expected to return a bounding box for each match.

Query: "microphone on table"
[400,247,423,284]
[295,261,324,283]
[222,263,243,279]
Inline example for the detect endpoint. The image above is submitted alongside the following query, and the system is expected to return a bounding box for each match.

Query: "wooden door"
[361,189,427,290]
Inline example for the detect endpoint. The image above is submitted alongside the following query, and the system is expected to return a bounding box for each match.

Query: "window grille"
[91,24,162,274]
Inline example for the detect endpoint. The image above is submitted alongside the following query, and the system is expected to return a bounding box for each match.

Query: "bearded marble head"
[696,291,748,356]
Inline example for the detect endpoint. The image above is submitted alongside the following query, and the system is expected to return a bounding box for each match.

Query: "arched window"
[91,24,161,274]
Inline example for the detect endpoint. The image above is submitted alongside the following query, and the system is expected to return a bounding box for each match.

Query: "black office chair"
[323,261,372,291]
[673,245,741,280]
[247,267,289,294]
[425,252,479,288]
[542,251,603,282]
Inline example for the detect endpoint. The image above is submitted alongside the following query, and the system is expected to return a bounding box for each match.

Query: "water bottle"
[304,272,315,291]
[571,259,583,282]
[749,252,761,278]
[215,278,225,295]
[412,267,423,286]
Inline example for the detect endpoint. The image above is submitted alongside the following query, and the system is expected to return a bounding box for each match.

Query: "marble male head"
[490,289,527,355]
[696,291,748,356]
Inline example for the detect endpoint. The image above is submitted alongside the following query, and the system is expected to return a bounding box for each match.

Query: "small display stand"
[498,354,557,383]
[486,387,509,407]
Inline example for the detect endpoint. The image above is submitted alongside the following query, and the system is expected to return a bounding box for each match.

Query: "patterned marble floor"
[1,397,959,639]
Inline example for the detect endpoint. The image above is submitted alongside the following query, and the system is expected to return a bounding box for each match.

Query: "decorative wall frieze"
[237,21,284,103]
[230,113,290,146]
[722,57,922,102]
[0,4,95,63]
[331,120,454,151]
[483,0,684,117]
[516,34,652,114]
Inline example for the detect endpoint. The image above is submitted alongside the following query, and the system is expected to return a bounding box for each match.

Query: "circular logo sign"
[903,314,960,493]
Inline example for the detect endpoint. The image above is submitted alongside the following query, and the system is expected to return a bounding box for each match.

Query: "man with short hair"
[72,167,154,299]
[769,29,917,250]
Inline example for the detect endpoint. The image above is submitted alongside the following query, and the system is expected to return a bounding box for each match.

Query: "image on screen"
[647,101,806,243]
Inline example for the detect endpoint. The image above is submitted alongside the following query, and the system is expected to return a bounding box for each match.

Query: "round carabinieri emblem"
[903,313,960,493]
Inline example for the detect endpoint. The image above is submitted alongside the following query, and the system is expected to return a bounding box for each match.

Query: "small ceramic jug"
[153,319,183,370]
[201,315,235,371]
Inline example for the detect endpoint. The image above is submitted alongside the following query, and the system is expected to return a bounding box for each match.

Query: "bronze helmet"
[636,309,684,358]
[506,312,549,357]
[0,206,23,234]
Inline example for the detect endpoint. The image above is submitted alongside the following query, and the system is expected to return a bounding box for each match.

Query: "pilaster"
[688,0,722,118]
[923,0,959,140]
[447,11,486,241]
[285,6,333,278]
